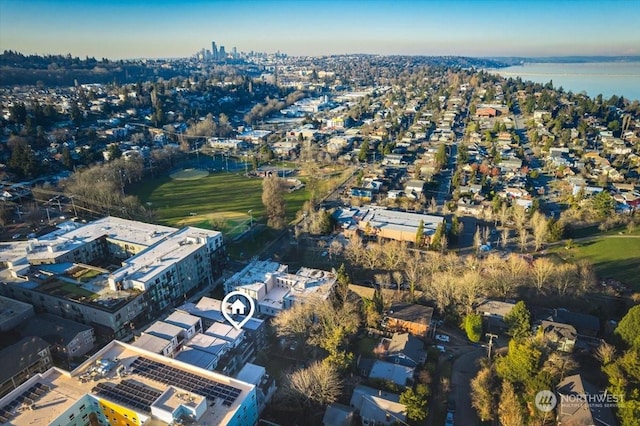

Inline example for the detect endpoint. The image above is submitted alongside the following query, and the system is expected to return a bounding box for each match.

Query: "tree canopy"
[504,301,532,340]
[615,305,640,349]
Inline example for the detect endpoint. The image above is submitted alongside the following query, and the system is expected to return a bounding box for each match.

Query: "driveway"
[450,347,485,426]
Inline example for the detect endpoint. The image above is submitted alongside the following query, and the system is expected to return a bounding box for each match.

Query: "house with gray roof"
[0,337,52,398]
[385,332,426,368]
[349,385,407,426]
[556,374,617,426]
[20,313,95,360]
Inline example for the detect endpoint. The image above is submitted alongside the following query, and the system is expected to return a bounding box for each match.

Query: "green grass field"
[557,237,640,289]
[129,172,309,238]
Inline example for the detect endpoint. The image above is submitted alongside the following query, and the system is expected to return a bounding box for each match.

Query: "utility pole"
[70,196,78,218]
[486,333,498,359]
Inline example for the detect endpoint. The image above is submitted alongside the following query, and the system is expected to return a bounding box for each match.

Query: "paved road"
[450,347,485,426]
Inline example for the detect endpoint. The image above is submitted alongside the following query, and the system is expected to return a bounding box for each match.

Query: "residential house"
[163,311,202,340]
[177,296,266,360]
[386,304,434,338]
[20,313,95,360]
[131,333,173,357]
[384,332,427,368]
[349,385,407,426]
[351,187,374,200]
[476,299,516,331]
[175,333,229,371]
[404,179,426,199]
[556,374,617,426]
[539,320,577,353]
[368,360,414,388]
[323,403,355,426]
[0,337,52,398]
[548,308,600,337]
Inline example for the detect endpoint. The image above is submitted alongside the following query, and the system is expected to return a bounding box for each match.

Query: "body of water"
[488,62,640,102]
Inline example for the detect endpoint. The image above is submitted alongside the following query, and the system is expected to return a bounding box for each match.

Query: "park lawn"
[567,237,640,289]
[129,172,309,237]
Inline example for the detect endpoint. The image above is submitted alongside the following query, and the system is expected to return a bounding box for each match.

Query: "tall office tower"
[219,46,226,59]
[211,41,218,60]
[232,46,237,59]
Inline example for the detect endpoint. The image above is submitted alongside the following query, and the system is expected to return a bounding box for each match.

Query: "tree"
[462,313,483,342]
[615,305,640,349]
[61,145,73,169]
[531,257,555,294]
[400,384,429,421]
[358,139,369,162]
[415,219,425,246]
[531,211,548,251]
[504,301,532,340]
[430,222,445,251]
[471,366,496,422]
[496,338,542,384]
[262,175,286,229]
[594,342,617,366]
[498,381,525,426]
[281,360,342,406]
[591,191,615,219]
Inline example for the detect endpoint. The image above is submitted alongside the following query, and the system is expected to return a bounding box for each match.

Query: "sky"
[1,0,639,59]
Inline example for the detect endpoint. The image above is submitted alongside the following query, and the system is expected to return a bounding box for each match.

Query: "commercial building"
[333,205,444,245]
[0,217,224,340]
[0,340,258,426]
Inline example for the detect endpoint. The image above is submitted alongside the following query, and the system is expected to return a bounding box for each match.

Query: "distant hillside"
[488,56,640,66]
[0,50,183,87]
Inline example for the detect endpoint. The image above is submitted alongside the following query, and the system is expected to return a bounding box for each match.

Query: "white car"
[435,334,450,343]
[435,345,446,353]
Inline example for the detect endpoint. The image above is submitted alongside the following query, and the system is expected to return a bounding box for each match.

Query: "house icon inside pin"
[229,299,247,315]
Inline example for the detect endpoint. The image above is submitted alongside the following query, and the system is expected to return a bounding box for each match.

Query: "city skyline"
[0,0,639,60]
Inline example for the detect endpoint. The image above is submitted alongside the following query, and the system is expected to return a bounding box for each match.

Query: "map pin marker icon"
[222,291,255,330]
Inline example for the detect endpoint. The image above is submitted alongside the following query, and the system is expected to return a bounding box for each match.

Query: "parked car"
[445,411,454,426]
[436,334,450,342]
[435,345,446,353]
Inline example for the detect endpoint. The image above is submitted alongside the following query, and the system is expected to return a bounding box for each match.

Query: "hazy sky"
[1,0,639,59]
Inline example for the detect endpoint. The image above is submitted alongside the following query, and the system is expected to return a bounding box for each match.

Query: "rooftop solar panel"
[131,357,242,405]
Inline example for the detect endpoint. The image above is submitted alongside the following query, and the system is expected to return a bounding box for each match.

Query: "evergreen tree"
[415,220,425,246]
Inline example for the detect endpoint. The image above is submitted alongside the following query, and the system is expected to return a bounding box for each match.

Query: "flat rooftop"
[0,340,254,426]
[26,217,176,263]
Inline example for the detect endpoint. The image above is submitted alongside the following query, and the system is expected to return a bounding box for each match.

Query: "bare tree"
[473,227,482,254]
[500,227,510,249]
[543,352,579,382]
[281,360,342,406]
[518,228,529,252]
[552,264,578,296]
[403,250,425,298]
[511,205,527,231]
[531,257,555,294]
[262,175,286,229]
[531,211,548,251]
[594,342,616,365]
[499,202,510,226]
[575,260,596,294]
